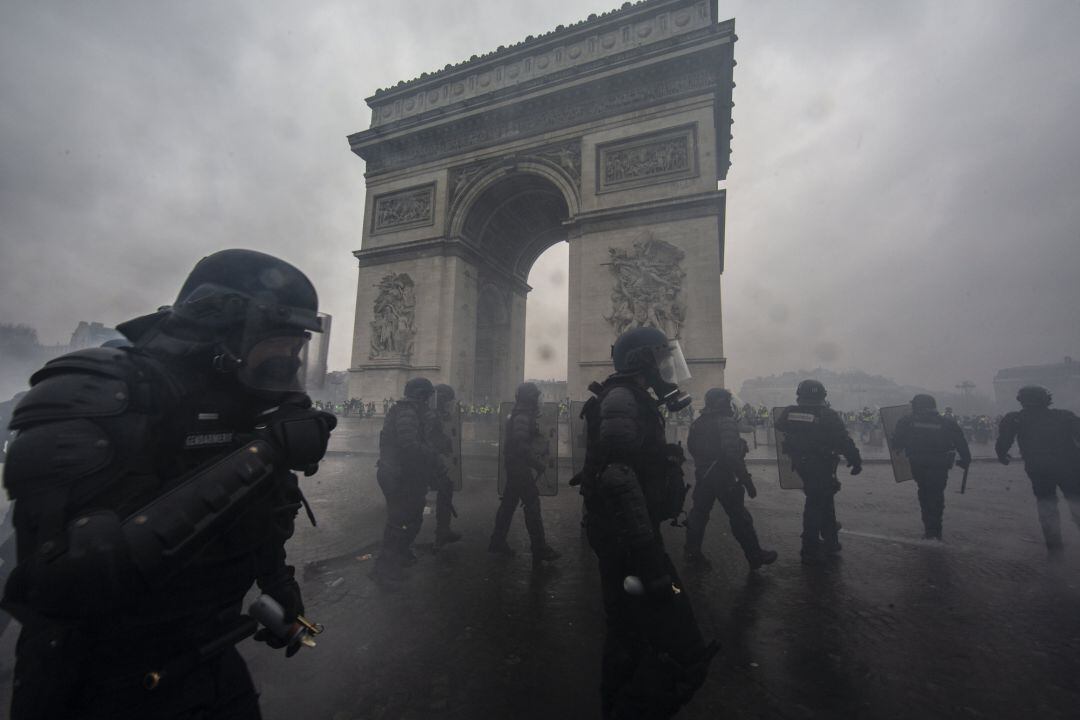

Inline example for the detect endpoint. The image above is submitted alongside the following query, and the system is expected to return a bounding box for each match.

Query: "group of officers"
[1,249,1078,719]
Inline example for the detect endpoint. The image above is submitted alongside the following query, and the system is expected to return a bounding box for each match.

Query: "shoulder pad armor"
[600,386,641,418]
[11,348,154,430]
[4,419,114,498]
[30,346,140,384]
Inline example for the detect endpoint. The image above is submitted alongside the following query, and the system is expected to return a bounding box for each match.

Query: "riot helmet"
[1017,385,1052,408]
[435,383,456,412]
[911,394,937,413]
[704,388,733,415]
[796,379,827,406]
[610,326,692,411]
[404,377,436,404]
[164,249,322,395]
[515,382,541,408]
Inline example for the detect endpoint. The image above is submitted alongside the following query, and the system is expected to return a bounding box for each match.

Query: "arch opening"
[461,172,571,402]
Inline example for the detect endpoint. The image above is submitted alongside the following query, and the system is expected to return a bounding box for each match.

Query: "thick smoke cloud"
[1,1,1077,396]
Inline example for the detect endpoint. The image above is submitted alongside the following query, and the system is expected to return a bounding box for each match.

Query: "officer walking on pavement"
[579,327,717,719]
[996,385,1080,558]
[1,249,336,719]
[488,382,560,566]
[428,383,462,550]
[774,380,862,565]
[372,377,440,586]
[684,388,778,571]
[891,394,971,540]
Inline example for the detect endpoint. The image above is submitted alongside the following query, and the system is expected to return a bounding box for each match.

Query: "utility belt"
[792,450,840,470]
[909,451,956,471]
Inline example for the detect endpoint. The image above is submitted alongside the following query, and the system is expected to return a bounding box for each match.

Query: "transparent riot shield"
[446,401,464,491]
[570,400,588,478]
[772,406,804,490]
[880,405,915,484]
[497,401,560,497]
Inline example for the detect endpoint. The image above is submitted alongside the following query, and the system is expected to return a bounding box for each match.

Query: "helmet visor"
[237,332,310,393]
[655,340,692,385]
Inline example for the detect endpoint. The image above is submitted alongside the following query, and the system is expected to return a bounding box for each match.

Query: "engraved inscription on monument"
[597,125,698,193]
[372,184,435,234]
[369,273,416,360]
[603,235,687,340]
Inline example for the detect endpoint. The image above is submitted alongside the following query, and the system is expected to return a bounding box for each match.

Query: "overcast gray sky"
[1,0,1078,397]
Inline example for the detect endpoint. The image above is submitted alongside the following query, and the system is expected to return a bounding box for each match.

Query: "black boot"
[532,545,561,566]
[748,548,778,570]
[434,528,462,550]
[684,546,713,571]
[488,537,516,557]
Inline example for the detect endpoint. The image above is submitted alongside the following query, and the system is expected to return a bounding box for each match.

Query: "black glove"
[740,472,758,499]
[997,453,1011,466]
[637,545,676,602]
[850,463,863,476]
[254,569,305,657]
[256,402,337,471]
[956,458,971,470]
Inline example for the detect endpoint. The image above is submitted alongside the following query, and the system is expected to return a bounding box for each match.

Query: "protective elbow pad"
[12,510,140,618]
[598,463,654,549]
[122,440,278,587]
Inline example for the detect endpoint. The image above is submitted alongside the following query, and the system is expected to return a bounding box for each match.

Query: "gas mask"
[647,340,692,412]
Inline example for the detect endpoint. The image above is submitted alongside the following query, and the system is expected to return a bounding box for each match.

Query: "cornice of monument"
[365,0,726,124]
[352,49,732,176]
[353,236,533,295]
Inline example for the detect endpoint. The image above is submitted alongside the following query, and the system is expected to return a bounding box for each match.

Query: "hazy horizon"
[2,0,1078,398]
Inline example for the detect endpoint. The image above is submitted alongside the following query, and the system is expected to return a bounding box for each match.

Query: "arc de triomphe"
[347,0,735,403]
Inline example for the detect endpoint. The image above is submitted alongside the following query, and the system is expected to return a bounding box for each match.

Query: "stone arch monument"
[347,0,735,403]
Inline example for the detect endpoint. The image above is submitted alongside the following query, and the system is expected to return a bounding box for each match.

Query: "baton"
[960,464,970,494]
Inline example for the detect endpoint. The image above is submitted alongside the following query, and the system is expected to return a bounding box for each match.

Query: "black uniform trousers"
[378,475,428,561]
[911,466,948,538]
[492,467,546,549]
[795,459,840,551]
[685,471,761,561]
[586,522,708,719]
[1025,459,1080,548]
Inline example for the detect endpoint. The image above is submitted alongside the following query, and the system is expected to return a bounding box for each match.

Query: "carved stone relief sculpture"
[603,235,687,340]
[372,184,435,233]
[369,273,417,359]
[597,125,698,193]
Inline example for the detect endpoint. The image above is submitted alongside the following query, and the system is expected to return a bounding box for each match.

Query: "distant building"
[528,379,568,404]
[738,368,992,415]
[994,357,1080,413]
[739,369,924,411]
[68,321,124,350]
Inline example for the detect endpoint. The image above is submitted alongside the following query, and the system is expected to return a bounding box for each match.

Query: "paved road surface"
[1,455,1078,719]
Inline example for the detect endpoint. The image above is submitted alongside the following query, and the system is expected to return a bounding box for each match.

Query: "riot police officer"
[1,249,336,719]
[373,377,440,585]
[580,327,716,719]
[891,394,971,540]
[429,383,462,550]
[996,386,1080,557]
[685,388,778,571]
[774,380,862,565]
[488,382,560,565]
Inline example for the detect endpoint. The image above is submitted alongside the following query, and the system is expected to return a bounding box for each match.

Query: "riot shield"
[880,405,915,484]
[570,400,588,478]
[771,406,803,490]
[497,401,560,497]
[445,401,463,491]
